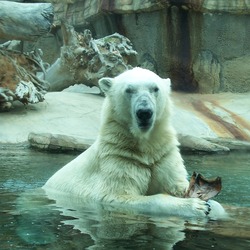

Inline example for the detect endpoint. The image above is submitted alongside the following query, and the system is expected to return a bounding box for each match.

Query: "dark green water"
[0,144,250,249]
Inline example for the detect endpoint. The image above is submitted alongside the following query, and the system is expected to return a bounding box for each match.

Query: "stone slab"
[1,90,250,151]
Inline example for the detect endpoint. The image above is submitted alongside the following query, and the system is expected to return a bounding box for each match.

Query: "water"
[0,144,250,249]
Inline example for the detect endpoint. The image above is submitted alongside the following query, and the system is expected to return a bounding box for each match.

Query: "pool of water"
[0,144,250,249]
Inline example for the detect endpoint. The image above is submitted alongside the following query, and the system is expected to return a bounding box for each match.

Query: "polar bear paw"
[185,198,211,217]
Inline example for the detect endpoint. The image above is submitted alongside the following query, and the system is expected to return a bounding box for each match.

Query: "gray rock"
[28,132,94,152]
[178,134,229,153]
[206,138,250,151]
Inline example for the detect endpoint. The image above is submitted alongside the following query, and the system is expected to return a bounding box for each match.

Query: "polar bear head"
[98,67,172,137]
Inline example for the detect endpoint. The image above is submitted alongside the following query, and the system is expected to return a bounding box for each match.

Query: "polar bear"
[43,67,225,218]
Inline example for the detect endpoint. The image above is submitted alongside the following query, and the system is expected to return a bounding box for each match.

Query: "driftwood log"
[0,1,54,41]
[45,22,137,91]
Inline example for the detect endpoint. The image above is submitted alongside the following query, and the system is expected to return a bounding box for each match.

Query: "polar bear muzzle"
[134,95,154,131]
[136,108,153,130]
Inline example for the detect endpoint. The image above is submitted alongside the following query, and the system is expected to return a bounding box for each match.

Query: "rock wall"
[25,0,250,93]
[189,10,250,93]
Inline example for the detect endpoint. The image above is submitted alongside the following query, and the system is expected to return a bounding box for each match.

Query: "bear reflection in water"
[16,188,193,248]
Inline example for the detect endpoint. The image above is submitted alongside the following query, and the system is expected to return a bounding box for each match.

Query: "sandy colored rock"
[0,91,102,143]
[1,90,250,152]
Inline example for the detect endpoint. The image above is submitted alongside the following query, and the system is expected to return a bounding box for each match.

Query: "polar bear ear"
[163,78,171,92]
[98,77,114,94]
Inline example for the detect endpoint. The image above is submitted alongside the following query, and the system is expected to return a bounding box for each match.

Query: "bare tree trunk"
[0,19,136,110]
[45,22,137,91]
[0,1,54,41]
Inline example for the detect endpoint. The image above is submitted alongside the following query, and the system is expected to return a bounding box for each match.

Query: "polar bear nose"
[136,108,153,121]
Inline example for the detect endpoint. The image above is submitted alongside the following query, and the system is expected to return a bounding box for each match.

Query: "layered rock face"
[28,0,250,93]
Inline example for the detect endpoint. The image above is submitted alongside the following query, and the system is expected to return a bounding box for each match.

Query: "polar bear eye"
[125,87,135,94]
[151,86,159,93]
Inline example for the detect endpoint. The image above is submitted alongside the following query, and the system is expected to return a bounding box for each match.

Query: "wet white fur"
[43,67,226,219]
